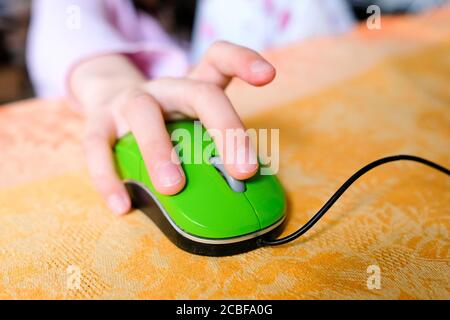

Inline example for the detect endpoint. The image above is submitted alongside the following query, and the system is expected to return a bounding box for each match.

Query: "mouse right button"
[244,171,286,229]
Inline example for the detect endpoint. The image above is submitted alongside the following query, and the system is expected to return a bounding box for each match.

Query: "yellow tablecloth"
[0,9,449,299]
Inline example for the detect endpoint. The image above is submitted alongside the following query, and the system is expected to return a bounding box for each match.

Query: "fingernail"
[235,161,258,174]
[108,193,129,215]
[250,60,273,74]
[235,145,258,174]
[155,161,183,187]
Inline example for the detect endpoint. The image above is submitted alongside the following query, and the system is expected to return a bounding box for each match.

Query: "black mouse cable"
[258,155,450,246]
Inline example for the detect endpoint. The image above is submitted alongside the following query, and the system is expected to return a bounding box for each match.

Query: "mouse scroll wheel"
[209,156,246,193]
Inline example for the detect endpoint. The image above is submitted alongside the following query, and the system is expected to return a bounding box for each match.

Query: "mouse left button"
[114,135,141,181]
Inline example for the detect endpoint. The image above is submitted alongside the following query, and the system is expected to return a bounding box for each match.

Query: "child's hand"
[71,41,276,215]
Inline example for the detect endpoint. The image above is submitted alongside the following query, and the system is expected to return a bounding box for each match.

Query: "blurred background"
[0,0,446,104]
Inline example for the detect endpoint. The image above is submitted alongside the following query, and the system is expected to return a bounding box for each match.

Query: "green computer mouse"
[114,120,286,256]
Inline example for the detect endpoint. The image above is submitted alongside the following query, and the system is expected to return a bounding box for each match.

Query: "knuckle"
[191,83,225,109]
[115,97,130,115]
[194,83,222,100]
[124,94,146,113]
[205,40,229,58]
[122,92,159,116]
[83,132,105,152]
[210,40,229,51]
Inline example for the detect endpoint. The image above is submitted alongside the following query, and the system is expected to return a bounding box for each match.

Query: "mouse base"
[126,182,285,257]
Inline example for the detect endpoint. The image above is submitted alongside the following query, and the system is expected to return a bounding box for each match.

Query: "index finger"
[188,41,276,88]
[144,78,259,180]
